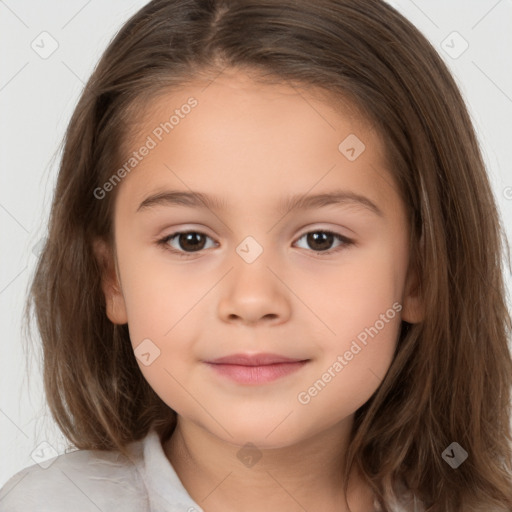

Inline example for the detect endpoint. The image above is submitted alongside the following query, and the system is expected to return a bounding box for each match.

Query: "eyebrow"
[136,189,384,217]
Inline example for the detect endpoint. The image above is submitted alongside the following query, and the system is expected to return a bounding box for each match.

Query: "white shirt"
[0,429,422,511]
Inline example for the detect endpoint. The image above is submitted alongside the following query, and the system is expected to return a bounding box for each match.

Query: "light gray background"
[1,0,511,488]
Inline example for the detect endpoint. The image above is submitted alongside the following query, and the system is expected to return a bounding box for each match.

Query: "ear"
[401,257,424,324]
[93,238,128,325]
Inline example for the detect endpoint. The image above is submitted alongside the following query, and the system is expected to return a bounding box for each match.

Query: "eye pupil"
[180,232,206,251]
[307,232,334,251]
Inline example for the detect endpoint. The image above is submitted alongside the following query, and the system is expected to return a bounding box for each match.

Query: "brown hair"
[23,0,512,510]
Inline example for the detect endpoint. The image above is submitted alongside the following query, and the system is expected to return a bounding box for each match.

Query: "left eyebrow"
[136,189,384,218]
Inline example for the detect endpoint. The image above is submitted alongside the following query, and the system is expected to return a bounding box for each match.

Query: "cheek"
[298,245,403,391]
[117,258,208,405]
[301,242,404,338]
[131,356,200,427]
[117,244,207,344]
[296,313,401,421]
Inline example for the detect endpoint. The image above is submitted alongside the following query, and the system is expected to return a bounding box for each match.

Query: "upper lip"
[205,353,309,366]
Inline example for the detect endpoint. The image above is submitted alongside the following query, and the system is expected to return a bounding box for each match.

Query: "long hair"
[24,1,512,510]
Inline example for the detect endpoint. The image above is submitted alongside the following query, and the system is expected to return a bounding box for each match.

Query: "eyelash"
[156,229,354,259]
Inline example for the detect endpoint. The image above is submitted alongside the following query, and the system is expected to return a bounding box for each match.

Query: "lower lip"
[204,361,309,385]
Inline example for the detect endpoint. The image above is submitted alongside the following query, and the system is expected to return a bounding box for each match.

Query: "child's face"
[98,69,421,448]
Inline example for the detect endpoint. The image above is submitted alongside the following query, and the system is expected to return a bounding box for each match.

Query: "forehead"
[113,69,398,219]
[126,67,376,152]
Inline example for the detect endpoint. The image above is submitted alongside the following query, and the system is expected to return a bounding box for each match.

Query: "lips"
[204,353,310,385]
[206,353,308,366]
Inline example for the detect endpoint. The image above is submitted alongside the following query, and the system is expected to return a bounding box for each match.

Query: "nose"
[217,258,291,327]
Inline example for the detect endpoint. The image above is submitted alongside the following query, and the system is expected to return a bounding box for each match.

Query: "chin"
[207,421,299,450]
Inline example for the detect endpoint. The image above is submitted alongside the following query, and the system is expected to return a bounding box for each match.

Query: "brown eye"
[157,228,353,259]
[175,232,207,252]
[294,230,353,254]
[306,232,335,251]
[159,231,216,255]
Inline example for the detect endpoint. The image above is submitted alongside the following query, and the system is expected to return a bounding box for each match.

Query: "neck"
[163,416,376,512]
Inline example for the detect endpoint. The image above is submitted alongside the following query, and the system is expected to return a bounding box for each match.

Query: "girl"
[1,0,511,511]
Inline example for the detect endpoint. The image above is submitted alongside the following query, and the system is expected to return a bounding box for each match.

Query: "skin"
[94,68,423,512]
